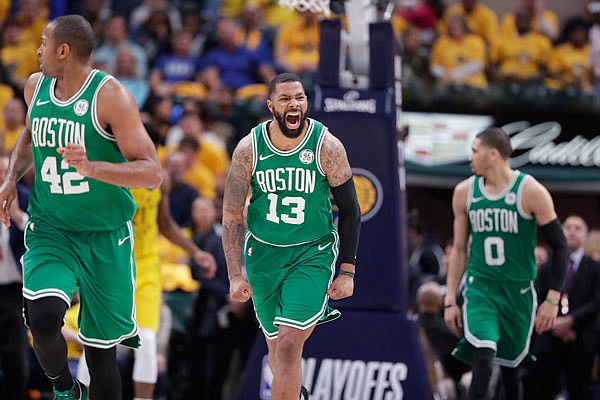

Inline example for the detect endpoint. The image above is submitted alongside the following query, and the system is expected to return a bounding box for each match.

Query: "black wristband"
[339,270,355,278]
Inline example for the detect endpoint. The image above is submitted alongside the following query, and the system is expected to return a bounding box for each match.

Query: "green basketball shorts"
[453,275,536,367]
[22,218,140,349]
[245,230,341,340]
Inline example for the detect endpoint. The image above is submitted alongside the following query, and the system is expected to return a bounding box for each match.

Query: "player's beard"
[273,109,308,139]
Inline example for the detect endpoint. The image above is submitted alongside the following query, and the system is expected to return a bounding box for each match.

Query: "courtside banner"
[312,86,406,311]
[239,310,433,400]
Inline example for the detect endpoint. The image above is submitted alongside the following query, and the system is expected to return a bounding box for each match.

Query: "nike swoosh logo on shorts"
[36,99,50,106]
[259,154,275,161]
[318,242,331,251]
[520,286,531,294]
[118,236,130,246]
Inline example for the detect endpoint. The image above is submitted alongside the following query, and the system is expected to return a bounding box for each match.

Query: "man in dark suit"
[530,215,600,400]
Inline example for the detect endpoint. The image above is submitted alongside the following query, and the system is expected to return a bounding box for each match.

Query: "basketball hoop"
[279,0,331,16]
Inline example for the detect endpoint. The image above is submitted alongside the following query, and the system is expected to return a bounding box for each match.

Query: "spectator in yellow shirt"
[274,10,320,78]
[430,15,488,89]
[0,18,40,89]
[490,10,552,86]
[545,22,592,93]
[501,0,560,41]
[0,97,26,153]
[439,0,499,47]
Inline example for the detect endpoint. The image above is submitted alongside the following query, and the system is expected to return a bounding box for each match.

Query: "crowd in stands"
[0,0,597,399]
[398,0,600,114]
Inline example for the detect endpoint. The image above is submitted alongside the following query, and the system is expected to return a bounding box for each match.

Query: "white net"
[279,0,331,16]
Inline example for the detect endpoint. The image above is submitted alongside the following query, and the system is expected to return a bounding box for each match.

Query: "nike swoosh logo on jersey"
[36,99,50,106]
[118,236,130,246]
[318,242,331,251]
[259,154,275,161]
[471,197,485,203]
[520,286,531,294]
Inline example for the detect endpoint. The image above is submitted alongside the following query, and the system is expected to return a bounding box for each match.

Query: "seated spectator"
[236,3,275,61]
[274,10,320,80]
[149,29,205,98]
[132,8,173,66]
[588,2,600,109]
[399,0,442,30]
[15,0,49,48]
[439,0,499,48]
[199,18,277,103]
[0,97,25,153]
[0,17,39,89]
[141,94,176,143]
[489,10,552,86]
[400,25,434,84]
[93,14,149,78]
[559,0,593,44]
[407,209,445,309]
[545,21,592,94]
[416,281,470,396]
[164,150,200,228]
[164,112,230,193]
[114,47,151,108]
[430,15,488,89]
[501,0,560,41]
[177,138,218,201]
[180,10,208,58]
[129,0,182,34]
[80,0,111,44]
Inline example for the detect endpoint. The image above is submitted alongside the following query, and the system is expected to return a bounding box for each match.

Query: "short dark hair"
[476,127,512,159]
[268,73,303,98]
[50,15,94,60]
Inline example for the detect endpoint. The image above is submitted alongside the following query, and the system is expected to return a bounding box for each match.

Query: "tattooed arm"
[320,131,353,186]
[221,134,254,302]
[320,130,361,300]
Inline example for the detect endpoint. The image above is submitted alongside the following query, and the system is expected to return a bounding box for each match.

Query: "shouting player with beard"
[222,73,361,400]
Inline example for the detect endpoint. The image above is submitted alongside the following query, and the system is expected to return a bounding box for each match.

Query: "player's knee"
[27,298,68,339]
[275,331,304,364]
[133,327,158,384]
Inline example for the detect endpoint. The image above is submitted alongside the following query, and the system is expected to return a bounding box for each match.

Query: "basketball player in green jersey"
[222,73,361,400]
[444,127,568,400]
[0,15,162,400]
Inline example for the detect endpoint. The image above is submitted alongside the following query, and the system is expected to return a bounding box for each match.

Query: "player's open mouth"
[286,112,301,130]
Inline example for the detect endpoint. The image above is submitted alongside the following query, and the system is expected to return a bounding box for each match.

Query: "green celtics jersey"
[28,69,136,231]
[467,171,537,282]
[247,118,335,246]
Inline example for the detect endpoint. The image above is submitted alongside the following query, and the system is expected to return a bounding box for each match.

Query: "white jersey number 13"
[266,193,305,225]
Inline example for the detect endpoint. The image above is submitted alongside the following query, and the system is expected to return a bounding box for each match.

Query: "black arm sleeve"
[331,177,361,265]
[540,218,568,292]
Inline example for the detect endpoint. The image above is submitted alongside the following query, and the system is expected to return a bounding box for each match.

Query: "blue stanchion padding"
[312,86,407,312]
